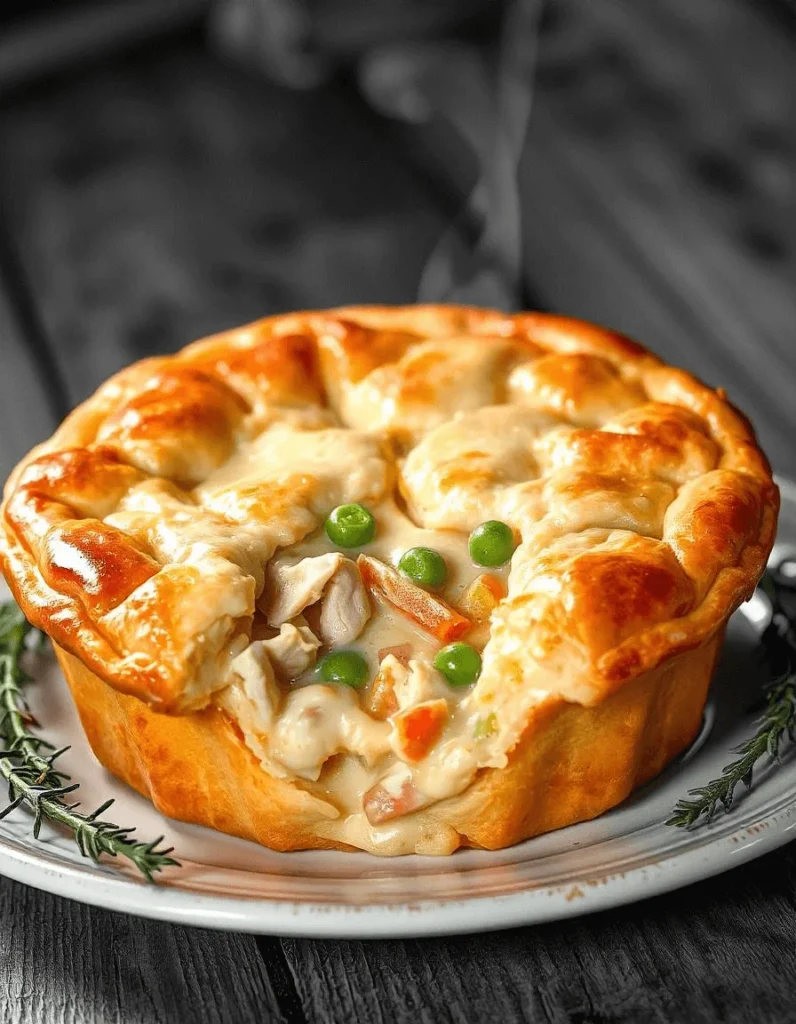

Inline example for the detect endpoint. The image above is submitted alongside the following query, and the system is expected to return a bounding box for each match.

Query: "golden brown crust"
[54,647,344,852]
[1,305,779,853]
[55,629,722,853]
[436,630,725,849]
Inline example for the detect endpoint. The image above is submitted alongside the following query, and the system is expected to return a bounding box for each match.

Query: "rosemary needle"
[668,566,796,829]
[0,601,179,882]
[667,671,796,827]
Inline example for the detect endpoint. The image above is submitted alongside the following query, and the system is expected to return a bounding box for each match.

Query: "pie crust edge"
[54,627,723,853]
[0,304,780,854]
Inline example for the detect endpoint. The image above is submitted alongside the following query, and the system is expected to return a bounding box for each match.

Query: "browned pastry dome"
[0,307,778,855]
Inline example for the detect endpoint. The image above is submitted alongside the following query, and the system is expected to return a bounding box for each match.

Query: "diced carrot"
[459,573,505,623]
[357,555,472,642]
[363,769,428,824]
[363,779,423,824]
[365,662,401,720]
[392,699,448,762]
[377,642,413,666]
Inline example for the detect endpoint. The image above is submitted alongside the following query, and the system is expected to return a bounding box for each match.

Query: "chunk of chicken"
[263,553,371,645]
[269,685,390,781]
[216,641,289,778]
[221,641,281,729]
[393,658,438,711]
[219,640,390,781]
[364,654,439,720]
[319,559,372,646]
[261,617,320,680]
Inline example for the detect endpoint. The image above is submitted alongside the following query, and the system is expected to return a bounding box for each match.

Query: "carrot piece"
[363,770,428,824]
[357,555,471,642]
[365,661,401,720]
[459,573,505,623]
[377,642,413,666]
[392,699,448,762]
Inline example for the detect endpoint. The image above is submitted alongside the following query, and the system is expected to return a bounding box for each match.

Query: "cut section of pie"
[0,306,778,855]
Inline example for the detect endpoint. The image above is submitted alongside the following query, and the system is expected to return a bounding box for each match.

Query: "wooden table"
[1,4,795,1021]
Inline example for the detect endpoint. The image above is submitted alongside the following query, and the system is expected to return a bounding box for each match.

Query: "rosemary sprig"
[667,671,796,827]
[0,601,179,881]
[668,565,796,829]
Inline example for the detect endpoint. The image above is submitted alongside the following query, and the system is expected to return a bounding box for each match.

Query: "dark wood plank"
[0,877,285,1024]
[390,0,796,475]
[281,842,796,1024]
[0,261,61,482]
[0,0,204,93]
[0,33,445,409]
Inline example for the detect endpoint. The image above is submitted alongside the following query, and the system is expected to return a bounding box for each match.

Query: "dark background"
[1,2,795,1022]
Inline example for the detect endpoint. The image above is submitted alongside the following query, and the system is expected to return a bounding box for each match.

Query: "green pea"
[317,649,369,688]
[433,642,482,688]
[468,520,516,567]
[324,503,375,548]
[398,546,448,588]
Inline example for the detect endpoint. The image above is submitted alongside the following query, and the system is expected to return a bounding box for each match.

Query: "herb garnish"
[668,564,796,828]
[0,601,179,881]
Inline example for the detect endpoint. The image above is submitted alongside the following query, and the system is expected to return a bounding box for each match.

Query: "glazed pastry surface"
[1,306,778,854]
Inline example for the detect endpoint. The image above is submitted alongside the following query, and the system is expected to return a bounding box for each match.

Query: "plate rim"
[1,798,795,937]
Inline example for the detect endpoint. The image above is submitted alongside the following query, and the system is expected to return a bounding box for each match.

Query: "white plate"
[1,483,796,939]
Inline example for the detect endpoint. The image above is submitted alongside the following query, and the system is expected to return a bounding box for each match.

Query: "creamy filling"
[213,498,537,855]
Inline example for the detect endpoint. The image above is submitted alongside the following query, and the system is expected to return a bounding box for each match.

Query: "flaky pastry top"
[0,307,778,717]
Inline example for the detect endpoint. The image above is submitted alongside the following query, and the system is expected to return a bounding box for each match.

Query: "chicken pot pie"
[0,306,778,856]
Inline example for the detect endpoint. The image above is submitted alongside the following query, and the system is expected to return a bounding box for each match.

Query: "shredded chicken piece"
[261,617,320,679]
[394,658,438,711]
[364,654,438,720]
[221,642,281,728]
[318,559,371,645]
[263,553,371,644]
[216,641,288,778]
[269,685,390,780]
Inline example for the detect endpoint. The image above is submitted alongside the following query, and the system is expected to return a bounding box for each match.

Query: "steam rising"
[360,0,543,310]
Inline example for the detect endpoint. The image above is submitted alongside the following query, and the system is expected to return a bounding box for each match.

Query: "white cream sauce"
[286,497,509,666]
[214,496,537,855]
